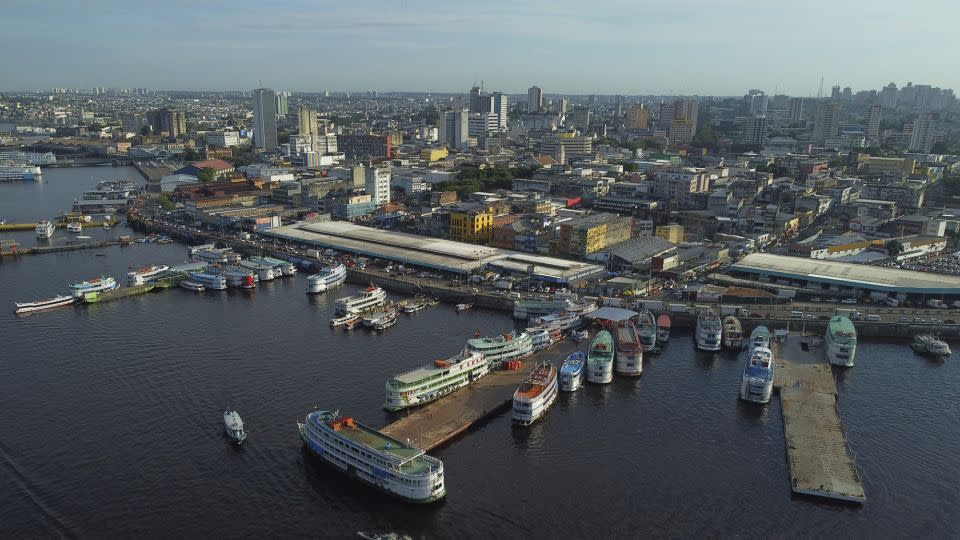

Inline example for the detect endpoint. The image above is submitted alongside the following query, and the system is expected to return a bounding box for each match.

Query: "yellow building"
[450,206,494,244]
[859,155,916,174]
[420,147,449,162]
[625,104,649,130]
[655,224,684,244]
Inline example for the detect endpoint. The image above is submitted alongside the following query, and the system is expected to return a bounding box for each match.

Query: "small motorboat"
[456,303,473,312]
[223,410,247,444]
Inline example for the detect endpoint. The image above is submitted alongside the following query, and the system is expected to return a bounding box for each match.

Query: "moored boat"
[636,310,657,351]
[126,264,171,286]
[466,331,532,363]
[825,316,857,367]
[614,320,643,376]
[528,327,552,351]
[911,334,952,357]
[211,266,257,289]
[657,313,672,342]
[238,260,276,281]
[456,303,473,312]
[35,219,55,239]
[255,256,297,276]
[723,315,744,349]
[306,262,347,294]
[529,311,580,332]
[298,410,446,503]
[739,347,775,404]
[179,280,205,292]
[187,272,228,290]
[695,309,722,352]
[373,310,399,331]
[512,362,559,426]
[14,294,76,314]
[66,222,82,233]
[330,313,361,327]
[587,330,615,384]
[384,350,488,410]
[750,325,771,349]
[224,410,247,444]
[559,351,586,391]
[571,329,590,342]
[69,276,118,298]
[335,285,388,315]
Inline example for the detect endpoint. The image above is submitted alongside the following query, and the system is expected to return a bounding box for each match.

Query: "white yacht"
[35,220,55,239]
[739,347,775,404]
[298,410,445,503]
[224,410,247,444]
[695,309,722,351]
[466,331,533,364]
[512,362,559,426]
[306,262,347,294]
[825,316,857,367]
[384,350,488,410]
[335,285,387,315]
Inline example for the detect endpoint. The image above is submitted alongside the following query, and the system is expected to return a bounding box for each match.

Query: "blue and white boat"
[69,276,118,298]
[739,346,775,404]
[559,351,586,391]
[306,262,347,294]
[251,256,296,276]
[187,272,227,290]
[750,325,771,349]
[297,410,446,503]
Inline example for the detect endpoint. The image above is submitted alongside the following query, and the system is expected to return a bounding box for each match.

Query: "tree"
[183,147,200,162]
[623,162,639,173]
[157,193,176,211]
[197,167,217,183]
[886,239,904,257]
[931,141,950,154]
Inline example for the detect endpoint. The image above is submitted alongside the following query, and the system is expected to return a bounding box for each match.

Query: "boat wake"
[0,441,75,537]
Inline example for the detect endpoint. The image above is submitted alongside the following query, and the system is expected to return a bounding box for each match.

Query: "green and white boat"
[587,330,615,384]
[384,350,488,410]
[825,316,857,367]
[465,331,532,363]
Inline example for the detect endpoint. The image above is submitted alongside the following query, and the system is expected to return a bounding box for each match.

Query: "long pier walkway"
[381,341,579,451]
[772,333,865,503]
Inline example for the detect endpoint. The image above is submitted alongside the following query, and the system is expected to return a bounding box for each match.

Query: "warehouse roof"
[262,221,604,283]
[731,253,960,293]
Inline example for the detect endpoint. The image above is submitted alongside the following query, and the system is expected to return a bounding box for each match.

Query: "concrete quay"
[772,333,866,504]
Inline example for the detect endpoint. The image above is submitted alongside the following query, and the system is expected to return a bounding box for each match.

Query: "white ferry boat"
[512,362,559,426]
[466,331,533,364]
[66,222,82,233]
[750,326,771,349]
[657,313,672,342]
[364,310,398,331]
[238,260,276,281]
[298,410,446,503]
[614,320,643,377]
[187,272,228,290]
[529,312,580,332]
[695,309,722,351]
[723,315,744,349]
[739,347,775,404]
[825,316,857,367]
[126,264,170,286]
[335,285,387,315]
[330,313,361,327]
[35,220,55,239]
[306,262,347,294]
[224,410,247,444]
[188,243,217,256]
[528,327,552,351]
[513,297,596,319]
[179,280,205,292]
[636,310,657,351]
[69,276,118,298]
[912,334,952,357]
[559,351,586,392]
[384,350,488,410]
[194,248,236,264]
[0,164,42,182]
[211,266,257,289]
[251,256,296,276]
[587,330,615,384]
[14,294,76,314]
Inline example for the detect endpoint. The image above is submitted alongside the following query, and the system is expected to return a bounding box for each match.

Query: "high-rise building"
[559,97,569,115]
[275,92,289,118]
[527,86,543,113]
[788,98,804,123]
[881,82,898,109]
[831,85,842,100]
[566,107,592,131]
[252,88,278,151]
[625,104,649,130]
[468,113,500,138]
[337,134,391,159]
[661,99,698,144]
[745,90,768,114]
[122,112,144,133]
[866,104,882,144]
[743,114,767,147]
[812,101,840,145]
[146,108,186,137]
[365,166,391,206]
[298,105,319,136]
[909,113,936,153]
[492,92,508,129]
[438,109,468,148]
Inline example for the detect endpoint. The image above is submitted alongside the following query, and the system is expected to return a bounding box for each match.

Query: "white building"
[468,112,500,139]
[909,113,936,153]
[206,131,240,147]
[438,109,468,149]
[394,175,427,194]
[365,166,391,206]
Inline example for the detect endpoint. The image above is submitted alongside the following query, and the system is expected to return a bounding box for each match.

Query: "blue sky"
[2,0,956,96]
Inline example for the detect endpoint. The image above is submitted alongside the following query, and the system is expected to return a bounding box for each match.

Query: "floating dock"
[772,333,866,504]
[381,341,578,451]
[82,283,156,303]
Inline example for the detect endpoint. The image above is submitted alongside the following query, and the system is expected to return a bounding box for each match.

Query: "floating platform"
[82,283,156,303]
[772,333,866,504]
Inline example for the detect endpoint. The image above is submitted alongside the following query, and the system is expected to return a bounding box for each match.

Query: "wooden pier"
[381,341,578,451]
[772,333,866,504]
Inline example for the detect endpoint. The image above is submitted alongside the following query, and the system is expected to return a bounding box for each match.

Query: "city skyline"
[2,0,958,95]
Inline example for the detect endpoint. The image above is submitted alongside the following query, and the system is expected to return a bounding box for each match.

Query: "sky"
[2,0,957,96]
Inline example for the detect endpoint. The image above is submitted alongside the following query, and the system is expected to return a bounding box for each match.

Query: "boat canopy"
[584,307,638,322]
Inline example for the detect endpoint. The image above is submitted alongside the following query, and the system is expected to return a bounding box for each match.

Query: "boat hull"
[739,378,773,404]
[615,351,643,376]
[587,363,613,384]
[14,297,75,314]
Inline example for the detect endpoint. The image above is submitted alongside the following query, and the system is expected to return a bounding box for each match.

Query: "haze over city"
[2,0,958,94]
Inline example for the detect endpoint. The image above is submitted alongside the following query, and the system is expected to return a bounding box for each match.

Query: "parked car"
[900,317,911,322]
[841,298,856,304]
[810,297,821,303]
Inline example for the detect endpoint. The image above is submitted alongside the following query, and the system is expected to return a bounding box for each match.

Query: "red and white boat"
[14,294,76,314]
